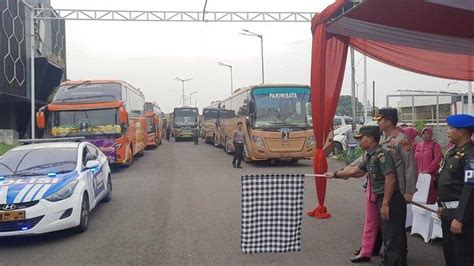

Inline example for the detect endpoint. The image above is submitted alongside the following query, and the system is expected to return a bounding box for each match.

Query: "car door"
[83,145,106,200]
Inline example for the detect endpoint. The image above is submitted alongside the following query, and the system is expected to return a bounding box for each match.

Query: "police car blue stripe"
[21,184,42,203]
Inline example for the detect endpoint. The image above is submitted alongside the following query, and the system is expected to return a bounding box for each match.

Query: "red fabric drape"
[308,0,349,219]
[350,38,474,81]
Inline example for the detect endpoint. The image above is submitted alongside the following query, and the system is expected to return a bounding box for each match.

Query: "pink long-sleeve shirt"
[414,140,442,176]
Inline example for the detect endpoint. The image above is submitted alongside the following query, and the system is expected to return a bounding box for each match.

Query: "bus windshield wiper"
[65,80,91,91]
[58,95,117,102]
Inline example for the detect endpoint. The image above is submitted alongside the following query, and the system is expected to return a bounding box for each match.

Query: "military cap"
[354,125,380,140]
[373,108,398,121]
[447,114,474,128]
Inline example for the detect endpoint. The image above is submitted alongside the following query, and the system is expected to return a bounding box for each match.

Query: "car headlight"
[45,180,79,202]
[252,135,265,148]
[306,136,315,147]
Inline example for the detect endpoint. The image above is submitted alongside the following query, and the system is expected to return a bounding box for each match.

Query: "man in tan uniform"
[374,108,417,202]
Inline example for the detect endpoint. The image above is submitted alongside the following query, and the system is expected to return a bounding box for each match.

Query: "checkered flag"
[241,174,304,254]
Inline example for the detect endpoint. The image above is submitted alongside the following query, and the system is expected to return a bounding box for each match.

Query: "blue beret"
[447,114,474,128]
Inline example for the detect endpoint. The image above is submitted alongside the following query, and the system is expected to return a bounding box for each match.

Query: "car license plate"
[0,210,26,222]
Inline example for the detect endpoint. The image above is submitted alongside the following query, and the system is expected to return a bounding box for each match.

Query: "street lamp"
[175,77,193,105]
[240,29,264,84]
[218,61,234,96]
[189,91,198,106]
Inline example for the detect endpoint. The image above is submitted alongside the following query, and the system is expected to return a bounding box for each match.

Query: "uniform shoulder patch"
[401,137,411,151]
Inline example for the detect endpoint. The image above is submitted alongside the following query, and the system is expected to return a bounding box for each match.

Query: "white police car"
[0,141,112,236]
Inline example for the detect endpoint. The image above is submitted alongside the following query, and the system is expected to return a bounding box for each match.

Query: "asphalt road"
[0,139,444,265]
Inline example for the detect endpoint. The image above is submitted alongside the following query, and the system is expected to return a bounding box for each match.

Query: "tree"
[336,95,364,117]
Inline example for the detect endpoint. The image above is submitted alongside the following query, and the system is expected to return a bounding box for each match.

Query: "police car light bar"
[19,137,86,144]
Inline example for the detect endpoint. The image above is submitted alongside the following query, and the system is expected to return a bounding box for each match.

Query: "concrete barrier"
[0,129,19,145]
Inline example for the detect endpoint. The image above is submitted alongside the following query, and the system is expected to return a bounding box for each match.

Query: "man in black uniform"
[437,114,474,266]
[325,126,407,266]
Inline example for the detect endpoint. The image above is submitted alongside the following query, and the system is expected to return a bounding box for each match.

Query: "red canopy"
[308,0,474,219]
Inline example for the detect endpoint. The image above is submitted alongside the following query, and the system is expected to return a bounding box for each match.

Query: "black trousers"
[376,191,407,266]
[441,209,474,266]
[233,143,244,166]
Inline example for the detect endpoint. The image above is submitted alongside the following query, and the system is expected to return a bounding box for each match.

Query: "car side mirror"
[85,160,100,170]
[36,111,45,129]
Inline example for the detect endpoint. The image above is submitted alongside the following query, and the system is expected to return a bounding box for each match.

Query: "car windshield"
[47,108,121,137]
[0,147,78,176]
[252,87,311,128]
[53,83,122,103]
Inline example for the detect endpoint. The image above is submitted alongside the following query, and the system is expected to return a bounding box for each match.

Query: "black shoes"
[350,255,371,263]
[232,162,236,168]
[237,165,243,168]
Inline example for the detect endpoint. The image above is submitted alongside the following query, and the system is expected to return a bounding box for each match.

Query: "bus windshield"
[48,108,122,137]
[252,87,311,128]
[174,108,198,127]
[203,109,218,120]
[53,83,121,103]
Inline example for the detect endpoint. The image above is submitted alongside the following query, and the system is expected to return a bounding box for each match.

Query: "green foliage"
[334,146,363,162]
[414,120,427,132]
[0,144,14,156]
[336,95,364,116]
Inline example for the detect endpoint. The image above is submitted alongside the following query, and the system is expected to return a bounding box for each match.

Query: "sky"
[50,0,469,113]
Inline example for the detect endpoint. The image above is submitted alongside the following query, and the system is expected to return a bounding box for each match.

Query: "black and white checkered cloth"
[241,174,304,254]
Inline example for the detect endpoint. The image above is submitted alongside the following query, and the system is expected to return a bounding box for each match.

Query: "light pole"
[355,82,365,119]
[175,77,193,105]
[240,29,264,84]
[189,91,198,106]
[218,62,233,96]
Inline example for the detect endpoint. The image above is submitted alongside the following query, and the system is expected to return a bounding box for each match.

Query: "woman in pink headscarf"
[414,127,442,203]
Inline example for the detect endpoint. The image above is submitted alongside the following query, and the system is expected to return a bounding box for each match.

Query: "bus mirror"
[36,111,45,129]
[119,108,128,124]
[248,101,255,114]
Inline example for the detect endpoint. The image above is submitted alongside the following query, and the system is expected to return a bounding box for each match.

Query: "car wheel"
[333,142,343,154]
[102,176,112,203]
[74,193,90,233]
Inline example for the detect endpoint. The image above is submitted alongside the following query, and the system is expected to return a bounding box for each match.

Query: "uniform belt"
[441,201,459,209]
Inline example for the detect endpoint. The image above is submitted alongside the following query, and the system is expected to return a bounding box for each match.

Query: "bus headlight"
[252,136,265,148]
[306,136,315,147]
[45,180,79,202]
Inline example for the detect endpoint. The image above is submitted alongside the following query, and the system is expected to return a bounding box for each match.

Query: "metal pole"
[462,95,465,113]
[363,55,368,123]
[411,95,415,123]
[230,66,234,95]
[436,95,439,126]
[350,48,356,120]
[386,96,389,109]
[30,5,36,139]
[468,81,472,114]
[373,81,375,115]
[182,81,185,106]
[260,35,264,84]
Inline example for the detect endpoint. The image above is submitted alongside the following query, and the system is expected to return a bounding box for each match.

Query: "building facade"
[0,0,66,138]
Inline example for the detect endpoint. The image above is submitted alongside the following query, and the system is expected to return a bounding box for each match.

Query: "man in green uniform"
[325,126,407,266]
[437,114,474,266]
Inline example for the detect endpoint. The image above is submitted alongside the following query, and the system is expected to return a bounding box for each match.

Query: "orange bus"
[144,101,163,148]
[201,103,219,144]
[36,80,147,167]
[216,84,314,163]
